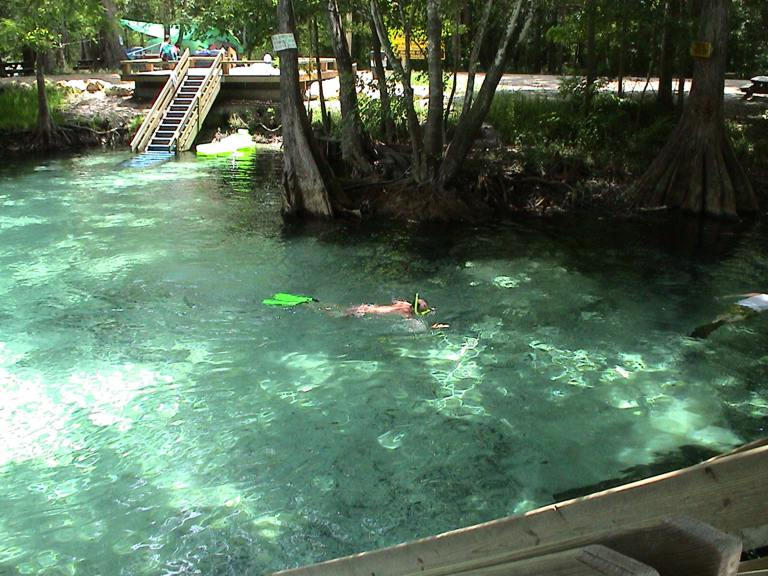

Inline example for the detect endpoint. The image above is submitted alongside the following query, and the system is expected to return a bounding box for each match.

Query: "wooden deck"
[273,440,768,576]
[121,56,338,101]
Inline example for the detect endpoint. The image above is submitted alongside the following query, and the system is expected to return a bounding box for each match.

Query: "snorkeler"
[690,293,768,339]
[263,292,430,316]
[346,295,431,318]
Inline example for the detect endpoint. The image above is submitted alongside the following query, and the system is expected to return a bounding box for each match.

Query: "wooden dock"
[121,55,338,101]
[273,440,768,576]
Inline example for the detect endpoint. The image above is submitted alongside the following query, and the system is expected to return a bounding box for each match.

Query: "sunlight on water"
[0,148,766,574]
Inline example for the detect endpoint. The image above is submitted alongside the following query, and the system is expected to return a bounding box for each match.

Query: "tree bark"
[440,0,529,187]
[460,0,494,120]
[634,0,757,218]
[424,0,443,172]
[278,0,336,218]
[327,0,372,175]
[583,0,597,114]
[34,50,54,148]
[657,0,676,109]
[369,15,396,142]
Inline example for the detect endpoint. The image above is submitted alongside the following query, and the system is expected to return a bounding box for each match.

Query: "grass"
[0,83,69,131]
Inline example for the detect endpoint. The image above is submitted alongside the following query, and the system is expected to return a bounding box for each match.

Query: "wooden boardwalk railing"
[174,50,224,152]
[273,442,768,576]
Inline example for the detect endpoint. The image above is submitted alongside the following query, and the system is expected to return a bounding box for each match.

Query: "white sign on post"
[272,34,297,52]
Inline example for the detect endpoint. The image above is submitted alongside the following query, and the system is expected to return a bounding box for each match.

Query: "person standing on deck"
[160,37,174,61]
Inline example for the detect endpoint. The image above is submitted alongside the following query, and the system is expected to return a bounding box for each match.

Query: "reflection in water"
[0,149,766,574]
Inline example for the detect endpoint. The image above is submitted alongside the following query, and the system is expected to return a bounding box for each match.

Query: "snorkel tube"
[413,292,432,316]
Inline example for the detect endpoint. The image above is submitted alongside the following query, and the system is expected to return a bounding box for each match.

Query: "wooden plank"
[272,446,768,576]
[603,517,741,576]
[457,545,658,576]
[740,558,768,573]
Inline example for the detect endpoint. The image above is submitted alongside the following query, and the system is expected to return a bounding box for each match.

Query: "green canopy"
[119,19,242,52]
[192,28,243,52]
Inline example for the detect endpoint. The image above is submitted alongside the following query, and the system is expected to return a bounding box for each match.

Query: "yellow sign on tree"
[388,30,443,60]
[690,41,713,59]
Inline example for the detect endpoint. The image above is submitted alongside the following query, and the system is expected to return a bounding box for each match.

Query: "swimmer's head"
[413,293,432,316]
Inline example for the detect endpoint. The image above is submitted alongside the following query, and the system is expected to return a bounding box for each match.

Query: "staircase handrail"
[130,49,191,152]
[169,49,224,152]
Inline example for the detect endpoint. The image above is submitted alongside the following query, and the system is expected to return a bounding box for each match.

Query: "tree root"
[634,120,757,218]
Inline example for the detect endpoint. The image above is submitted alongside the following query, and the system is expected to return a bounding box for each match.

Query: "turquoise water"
[0,149,766,575]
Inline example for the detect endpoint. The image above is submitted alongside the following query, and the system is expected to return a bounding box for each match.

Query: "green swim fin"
[262,293,317,307]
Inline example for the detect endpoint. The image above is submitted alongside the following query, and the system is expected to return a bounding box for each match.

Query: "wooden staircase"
[130,49,224,155]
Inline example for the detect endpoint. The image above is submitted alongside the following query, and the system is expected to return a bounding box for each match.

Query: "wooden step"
[457,546,658,576]
[603,517,742,576]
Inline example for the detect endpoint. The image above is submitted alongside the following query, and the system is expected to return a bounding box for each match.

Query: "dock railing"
[120,56,337,79]
[130,48,191,153]
[173,50,224,152]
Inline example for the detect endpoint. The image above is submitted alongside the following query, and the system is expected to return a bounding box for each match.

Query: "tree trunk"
[676,0,692,110]
[327,0,372,175]
[634,0,756,218]
[617,0,627,98]
[444,13,460,131]
[440,0,529,187]
[278,0,336,218]
[657,0,675,109]
[371,0,426,181]
[311,17,331,135]
[99,0,125,69]
[424,0,443,172]
[461,0,494,119]
[34,50,54,148]
[369,15,396,142]
[583,0,597,114]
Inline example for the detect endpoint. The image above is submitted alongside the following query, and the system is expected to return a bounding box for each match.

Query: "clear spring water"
[0,149,766,575]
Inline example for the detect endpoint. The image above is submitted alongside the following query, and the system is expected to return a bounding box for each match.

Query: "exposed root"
[634,118,757,218]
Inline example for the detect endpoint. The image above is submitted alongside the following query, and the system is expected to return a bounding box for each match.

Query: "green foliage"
[486,91,678,179]
[727,114,768,171]
[0,84,67,131]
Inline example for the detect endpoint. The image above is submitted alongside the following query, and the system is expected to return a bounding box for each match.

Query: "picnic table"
[741,75,768,99]
[74,58,103,71]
